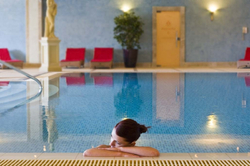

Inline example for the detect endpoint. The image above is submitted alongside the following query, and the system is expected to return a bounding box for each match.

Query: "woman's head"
[109,119,150,147]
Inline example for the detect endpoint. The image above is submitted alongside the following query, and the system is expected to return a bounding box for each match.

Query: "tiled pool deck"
[1,67,250,80]
[0,153,250,160]
[1,67,250,160]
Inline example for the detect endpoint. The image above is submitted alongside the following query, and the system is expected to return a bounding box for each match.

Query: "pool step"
[0,160,249,166]
[0,82,28,110]
[0,82,26,98]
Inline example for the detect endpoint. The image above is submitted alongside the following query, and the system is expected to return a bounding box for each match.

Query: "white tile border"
[38,153,78,159]
[0,153,5,157]
[1,153,250,160]
[2,67,250,81]
[226,153,250,160]
[0,153,43,160]
[154,153,191,160]
[189,153,230,160]
[114,157,154,160]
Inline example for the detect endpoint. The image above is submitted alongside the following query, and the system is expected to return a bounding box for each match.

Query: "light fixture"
[208,5,218,21]
[121,4,131,12]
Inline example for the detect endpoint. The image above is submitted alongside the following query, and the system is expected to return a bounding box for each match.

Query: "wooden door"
[156,11,180,67]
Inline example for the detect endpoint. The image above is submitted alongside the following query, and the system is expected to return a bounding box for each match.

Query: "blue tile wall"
[0,0,26,61]
[51,0,250,62]
[2,0,250,62]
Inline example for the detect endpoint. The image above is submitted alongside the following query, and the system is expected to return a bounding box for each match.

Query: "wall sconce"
[208,5,218,21]
[242,27,248,41]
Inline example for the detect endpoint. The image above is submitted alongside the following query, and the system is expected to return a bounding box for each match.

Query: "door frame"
[152,7,185,67]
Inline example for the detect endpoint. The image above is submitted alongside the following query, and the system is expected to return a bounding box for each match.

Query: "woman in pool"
[83,119,159,157]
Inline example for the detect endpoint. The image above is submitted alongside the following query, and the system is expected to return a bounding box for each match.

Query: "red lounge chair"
[60,48,85,68]
[0,48,23,69]
[237,47,250,68]
[91,48,113,69]
[61,73,85,86]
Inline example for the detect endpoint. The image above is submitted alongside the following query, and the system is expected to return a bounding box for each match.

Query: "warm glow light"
[43,145,46,152]
[208,5,218,12]
[208,5,218,21]
[207,115,217,129]
[121,5,131,12]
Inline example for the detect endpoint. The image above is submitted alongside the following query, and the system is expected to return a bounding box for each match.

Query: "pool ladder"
[0,60,43,111]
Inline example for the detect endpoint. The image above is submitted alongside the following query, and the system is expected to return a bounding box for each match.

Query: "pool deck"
[0,153,250,160]
[1,67,250,160]
[1,67,250,81]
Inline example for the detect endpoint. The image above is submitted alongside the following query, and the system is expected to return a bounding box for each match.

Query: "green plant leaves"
[114,11,144,50]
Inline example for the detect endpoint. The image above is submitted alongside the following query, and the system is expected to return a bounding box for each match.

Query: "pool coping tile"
[153,153,191,160]
[0,153,42,159]
[135,68,179,73]
[38,153,78,159]
[77,153,115,160]
[226,153,250,159]
[114,157,153,160]
[1,153,250,160]
[189,153,230,160]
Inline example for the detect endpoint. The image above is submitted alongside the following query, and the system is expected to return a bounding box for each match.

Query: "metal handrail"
[0,60,43,113]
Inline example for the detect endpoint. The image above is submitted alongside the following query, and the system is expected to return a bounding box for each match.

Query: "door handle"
[176,32,180,47]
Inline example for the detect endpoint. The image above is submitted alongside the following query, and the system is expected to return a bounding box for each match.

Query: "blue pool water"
[0,72,250,153]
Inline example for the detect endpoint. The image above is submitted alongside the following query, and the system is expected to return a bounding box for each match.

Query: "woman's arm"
[99,146,160,157]
[119,147,160,157]
[83,148,140,157]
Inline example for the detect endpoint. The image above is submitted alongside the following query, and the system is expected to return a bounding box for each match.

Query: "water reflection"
[207,114,218,129]
[115,73,143,119]
[41,76,60,152]
[43,106,58,152]
[61,73,85,86]
[237,73,250,108]
[154,73,184,127]
[90,73,113,87]
[1,73,250,153]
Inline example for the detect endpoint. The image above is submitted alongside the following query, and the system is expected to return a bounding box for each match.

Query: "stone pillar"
[26,0,42,66]
[39,37,62,72]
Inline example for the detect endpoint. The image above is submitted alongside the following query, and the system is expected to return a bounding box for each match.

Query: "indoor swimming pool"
[0,72,250,153]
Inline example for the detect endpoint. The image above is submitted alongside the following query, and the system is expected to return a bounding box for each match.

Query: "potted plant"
[114,11,144,68]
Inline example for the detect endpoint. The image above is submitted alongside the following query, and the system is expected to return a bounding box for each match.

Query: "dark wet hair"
[115,119,150,143]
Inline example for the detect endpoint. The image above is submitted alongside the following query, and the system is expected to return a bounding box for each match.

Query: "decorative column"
[39,38,61,72]
[39,0,61,72]
[26,0,42,66]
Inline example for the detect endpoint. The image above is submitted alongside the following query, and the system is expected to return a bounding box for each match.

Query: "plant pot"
[123,49,138,68]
